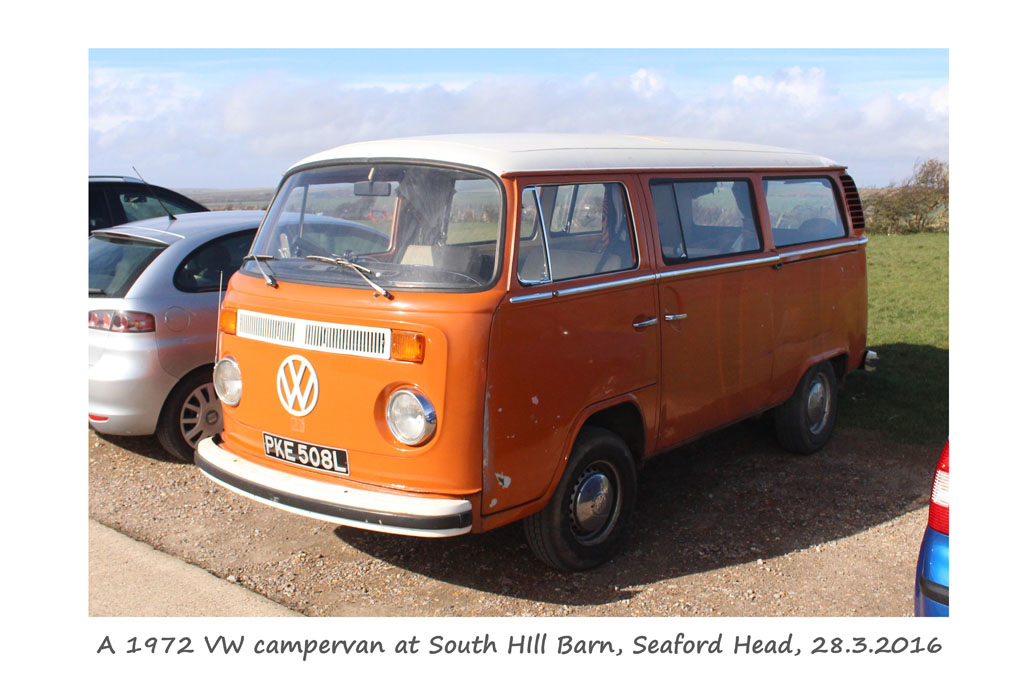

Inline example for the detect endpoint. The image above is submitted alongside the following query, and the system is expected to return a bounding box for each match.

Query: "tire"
[774,361,838,455]
[156,369,222,462]
[524,426,637,571]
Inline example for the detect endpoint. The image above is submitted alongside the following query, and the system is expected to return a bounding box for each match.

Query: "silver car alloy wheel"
[178,382,223,447]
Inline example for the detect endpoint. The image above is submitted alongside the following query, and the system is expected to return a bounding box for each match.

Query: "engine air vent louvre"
[840,174,865,232]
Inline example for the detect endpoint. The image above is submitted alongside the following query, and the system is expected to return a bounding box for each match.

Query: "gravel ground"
[88,420,939,617]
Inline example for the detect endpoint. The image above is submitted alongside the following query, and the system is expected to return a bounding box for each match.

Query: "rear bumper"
[196,437,473,537]
[88,331,180,435]
[914,526,949,616]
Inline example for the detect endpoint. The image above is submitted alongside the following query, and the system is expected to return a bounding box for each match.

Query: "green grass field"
[840,232,949,445]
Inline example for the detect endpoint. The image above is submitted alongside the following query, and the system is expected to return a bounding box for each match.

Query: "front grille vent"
[840,174,865,232]
[304,323,389,357]
[237,312,295,343]
[236,310,391,359]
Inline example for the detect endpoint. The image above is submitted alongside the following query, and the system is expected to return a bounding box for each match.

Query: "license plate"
[262,432,349,475]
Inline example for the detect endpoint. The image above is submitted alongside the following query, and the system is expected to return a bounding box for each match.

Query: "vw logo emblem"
[276,355,319,417]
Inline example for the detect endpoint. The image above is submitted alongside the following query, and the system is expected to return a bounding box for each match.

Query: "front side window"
[517,182,636,283]
[243,164,503,291]
[174,230,257,293]
[762,177,845,247]
[650,179,760,263]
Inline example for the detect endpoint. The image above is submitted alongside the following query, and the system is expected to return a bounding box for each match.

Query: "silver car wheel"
[178,382,222,447]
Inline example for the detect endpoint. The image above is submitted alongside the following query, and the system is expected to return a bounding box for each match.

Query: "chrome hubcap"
[568,463,621,545]
[180,382,222,447]
[805,373,831,435]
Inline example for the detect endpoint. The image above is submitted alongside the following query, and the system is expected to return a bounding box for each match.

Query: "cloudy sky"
[89,48,948,190]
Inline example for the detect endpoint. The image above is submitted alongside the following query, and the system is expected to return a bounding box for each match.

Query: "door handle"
[664,313,688,322]
[632,317,658,329]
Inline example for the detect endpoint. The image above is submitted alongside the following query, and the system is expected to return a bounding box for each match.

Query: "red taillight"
[88,310,156,333]
[927,441,949,535]
[88,414,108,422]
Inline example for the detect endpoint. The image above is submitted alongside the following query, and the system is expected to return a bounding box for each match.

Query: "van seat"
[401,245,475,273]
[520,248,621,281]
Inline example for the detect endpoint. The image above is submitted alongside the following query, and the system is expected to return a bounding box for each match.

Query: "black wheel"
[524,426,637,571]
[774,361,838,455]
[156,369,222,462]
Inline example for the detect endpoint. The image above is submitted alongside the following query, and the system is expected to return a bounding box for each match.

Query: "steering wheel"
[444,269,483,286]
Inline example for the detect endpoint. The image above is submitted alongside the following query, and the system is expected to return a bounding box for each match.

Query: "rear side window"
[116,189,200,223]
[762,177,845,247]
[89,235,166,298]
[89,187,111,231]
[650,179,760,263]
[517,182,637,283]
[174,230,257,293]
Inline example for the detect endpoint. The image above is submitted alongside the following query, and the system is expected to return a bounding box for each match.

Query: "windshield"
[243,163,504,291]
[89,234,166,297]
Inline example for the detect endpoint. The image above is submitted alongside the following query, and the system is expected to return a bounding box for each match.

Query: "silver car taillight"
[88,310,156,333]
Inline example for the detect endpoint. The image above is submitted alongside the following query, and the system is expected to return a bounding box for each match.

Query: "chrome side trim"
[779,236,868,259]
[557,273,657,297]
[508,291,555,304]
[507,236,867,304]
[509,273,657,304]
[657,254,781,280]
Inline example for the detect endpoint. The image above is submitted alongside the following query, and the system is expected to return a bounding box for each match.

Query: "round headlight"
[213,357,242,406]
[385,388,436,446]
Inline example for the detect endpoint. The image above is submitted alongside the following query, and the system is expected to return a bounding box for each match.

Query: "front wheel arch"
[523,426,637,571]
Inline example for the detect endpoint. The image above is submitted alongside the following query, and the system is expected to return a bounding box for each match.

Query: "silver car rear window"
[89,234,166,298]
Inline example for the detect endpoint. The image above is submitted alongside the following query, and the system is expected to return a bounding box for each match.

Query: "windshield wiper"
[243,254,279,288]
[305,255,393,300]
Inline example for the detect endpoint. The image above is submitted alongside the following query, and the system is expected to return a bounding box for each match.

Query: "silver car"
[88,211,262,460]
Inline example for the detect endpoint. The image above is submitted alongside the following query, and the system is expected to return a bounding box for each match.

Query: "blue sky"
[89,48,948,189]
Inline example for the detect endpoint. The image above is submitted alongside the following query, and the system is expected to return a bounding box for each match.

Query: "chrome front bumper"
[196,437,473,537]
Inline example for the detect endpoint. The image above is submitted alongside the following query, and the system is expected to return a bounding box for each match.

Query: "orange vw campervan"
[198,134,874,571]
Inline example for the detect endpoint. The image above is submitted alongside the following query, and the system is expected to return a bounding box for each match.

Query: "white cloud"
[88,65,948,188]
[898,83,949,117]
[89,68,201,132]
[629,69,665,98]
[731,66,830,107]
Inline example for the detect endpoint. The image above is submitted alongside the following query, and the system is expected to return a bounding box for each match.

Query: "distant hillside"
[176,188,276,211]
[176,184,887,214]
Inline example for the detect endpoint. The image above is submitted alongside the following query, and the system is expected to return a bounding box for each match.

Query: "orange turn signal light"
[219,308,238,335]
[391,330,425,363]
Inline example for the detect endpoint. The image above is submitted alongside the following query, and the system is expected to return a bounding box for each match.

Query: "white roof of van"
[290,134,841,176]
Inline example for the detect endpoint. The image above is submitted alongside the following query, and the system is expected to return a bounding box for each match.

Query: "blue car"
[914,441,949,616]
